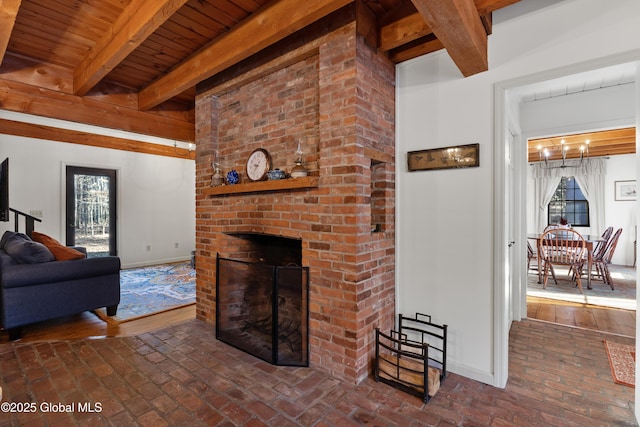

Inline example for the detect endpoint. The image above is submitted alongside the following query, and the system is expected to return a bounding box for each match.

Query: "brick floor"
[0,319,636,426]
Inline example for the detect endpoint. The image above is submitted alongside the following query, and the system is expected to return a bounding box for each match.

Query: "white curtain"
[531,158,607,233]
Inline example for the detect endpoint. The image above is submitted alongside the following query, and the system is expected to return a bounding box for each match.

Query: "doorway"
[65,166,117,257]
[494,55,639,390]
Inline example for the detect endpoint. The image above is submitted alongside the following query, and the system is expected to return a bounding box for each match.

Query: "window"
[548,177,589,227]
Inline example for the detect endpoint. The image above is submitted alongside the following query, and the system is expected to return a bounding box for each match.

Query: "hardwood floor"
[527,295,636,337]
[0,305,196,343]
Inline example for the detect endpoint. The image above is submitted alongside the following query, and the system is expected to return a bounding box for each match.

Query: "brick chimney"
[194,6,395,384]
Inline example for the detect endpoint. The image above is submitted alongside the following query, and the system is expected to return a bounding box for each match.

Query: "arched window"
[547,176,589,227]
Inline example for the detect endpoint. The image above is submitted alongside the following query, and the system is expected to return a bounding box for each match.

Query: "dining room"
[519,61,637,336]
[525,129,636,336]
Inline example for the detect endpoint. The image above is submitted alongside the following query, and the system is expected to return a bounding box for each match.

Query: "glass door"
[66,166,117,257]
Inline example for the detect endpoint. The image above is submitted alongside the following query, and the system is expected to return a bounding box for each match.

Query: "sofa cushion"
[1,231,55,264]
[31,231,86,261]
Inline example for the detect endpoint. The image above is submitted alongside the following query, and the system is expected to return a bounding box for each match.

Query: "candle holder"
[290,138,308,178]
[211,152,224,187]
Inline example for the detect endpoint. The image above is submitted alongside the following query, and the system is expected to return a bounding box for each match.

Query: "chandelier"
[537,138,589,169]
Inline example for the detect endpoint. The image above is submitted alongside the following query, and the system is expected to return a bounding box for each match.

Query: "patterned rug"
[94,261,195,324]
[604,340,636,387]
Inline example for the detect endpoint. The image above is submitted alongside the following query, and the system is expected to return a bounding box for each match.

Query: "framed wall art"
[408,143,479,172]
[615,180,636,201]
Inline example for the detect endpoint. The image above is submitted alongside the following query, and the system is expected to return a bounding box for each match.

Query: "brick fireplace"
[194,5,395,384]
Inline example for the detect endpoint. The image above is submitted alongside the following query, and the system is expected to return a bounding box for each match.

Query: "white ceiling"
[495,0,637,106]
[510,62,637,105]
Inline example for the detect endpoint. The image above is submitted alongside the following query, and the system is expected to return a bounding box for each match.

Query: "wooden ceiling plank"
[230,0,269,13]
[181,2,241,30]
[527,128,637,162]
[379,12,431,52]
[73,0,190,96]
[138,0,352,111]
[410,0,488,77]
[0,118,194,160]
[17,1,114,42]
[156,21,217,49]
[0,0,22,65]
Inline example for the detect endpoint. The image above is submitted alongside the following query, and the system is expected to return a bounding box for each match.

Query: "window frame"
[547,176,590,227]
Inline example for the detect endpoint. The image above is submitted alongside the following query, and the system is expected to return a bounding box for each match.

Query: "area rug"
[94,261,195,324]
[604,340,636,388]
[527,265,636,311]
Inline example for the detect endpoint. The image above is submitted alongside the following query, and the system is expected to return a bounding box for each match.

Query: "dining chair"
[538,228,587,293]
[528,241,557,284]
[592,226,614,262]
[592,227,623,290]
[571,226,613,282]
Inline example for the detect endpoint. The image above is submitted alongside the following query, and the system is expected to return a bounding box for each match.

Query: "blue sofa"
[0,231,120,340]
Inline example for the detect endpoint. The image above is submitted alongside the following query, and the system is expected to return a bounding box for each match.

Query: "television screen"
[0,158,8,222]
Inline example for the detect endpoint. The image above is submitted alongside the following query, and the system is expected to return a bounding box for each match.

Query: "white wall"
[397,0,640,388]
[0,132,195,269]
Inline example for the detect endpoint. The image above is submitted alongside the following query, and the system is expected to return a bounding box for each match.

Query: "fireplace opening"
[215,234,308,366]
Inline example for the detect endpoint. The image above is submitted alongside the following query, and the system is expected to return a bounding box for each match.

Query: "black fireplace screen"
[216,255,309,366]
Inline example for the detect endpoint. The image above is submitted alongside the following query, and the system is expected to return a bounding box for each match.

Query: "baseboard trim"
[121,256,191,270]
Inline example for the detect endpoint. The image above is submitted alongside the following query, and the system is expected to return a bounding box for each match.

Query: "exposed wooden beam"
[73,0,189,96]
[0,0,22,65]
[380,12,431,52]
[0,53,193,124]
[388,37,444,64]
[0,118,194,159]
[0,78,194,142]
[138,0,352,111]
[356,0,378,48]
[380,0,518,60]
[410,0,487,77]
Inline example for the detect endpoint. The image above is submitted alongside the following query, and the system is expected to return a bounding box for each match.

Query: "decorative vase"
[226,169,239,185]
[290,161,307,178]
[267,169,286,180]
[211,168,224,187]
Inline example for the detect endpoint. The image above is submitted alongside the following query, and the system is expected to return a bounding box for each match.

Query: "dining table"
[527,233,606,289]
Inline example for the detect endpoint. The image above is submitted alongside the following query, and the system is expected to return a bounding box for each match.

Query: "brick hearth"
[194,6,395,384]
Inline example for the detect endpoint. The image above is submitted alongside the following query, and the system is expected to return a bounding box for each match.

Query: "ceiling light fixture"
[537,138,589,169]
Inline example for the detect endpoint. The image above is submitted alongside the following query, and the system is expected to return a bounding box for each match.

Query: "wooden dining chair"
[528,241,557,284]
[571,226,613,282]
[538,228,587,293]
[592,226,614,262]
[592,227,623,290]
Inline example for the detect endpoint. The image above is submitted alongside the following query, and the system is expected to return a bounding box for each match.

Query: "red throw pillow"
[31,231,86,261]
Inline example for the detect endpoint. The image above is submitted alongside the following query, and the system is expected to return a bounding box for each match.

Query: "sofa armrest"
[1,256,120,289]
[70,246,87,256]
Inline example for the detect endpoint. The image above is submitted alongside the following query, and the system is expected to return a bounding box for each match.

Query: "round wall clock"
[246,148,272,181]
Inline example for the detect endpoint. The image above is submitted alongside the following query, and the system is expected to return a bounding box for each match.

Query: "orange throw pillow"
[31,231,86,261]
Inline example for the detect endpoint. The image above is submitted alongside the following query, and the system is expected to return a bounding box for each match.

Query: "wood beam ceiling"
[0,77,194,142]
[138,0,352,110]
[0,0,523,150]
[73,0,190,96]
[527,128,637,162]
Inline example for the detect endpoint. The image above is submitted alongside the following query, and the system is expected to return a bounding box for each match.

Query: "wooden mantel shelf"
[202,176,319,196]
